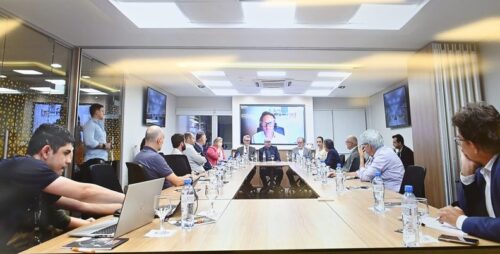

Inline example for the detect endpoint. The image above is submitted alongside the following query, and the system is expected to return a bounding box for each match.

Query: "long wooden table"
[23,162,500,253]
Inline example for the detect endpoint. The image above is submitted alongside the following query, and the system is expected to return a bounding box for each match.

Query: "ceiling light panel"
[304,89,334,97]
[210,88,239,96]
[13,69,43,75]
[310,81,340,88]
[0,88,21,94]
[242,2,296,28]
[257,71,287,77]
[109,1,189,28]
[203,80,233,87]
[80,88,108,95]
[192,71,226,78]
[317,71,351,78]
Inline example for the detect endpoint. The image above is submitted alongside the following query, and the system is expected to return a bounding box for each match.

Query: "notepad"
[64,237,128,250]
[421,216,466,236]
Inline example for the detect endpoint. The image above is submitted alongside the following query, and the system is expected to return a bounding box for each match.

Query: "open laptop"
[69,178,165,238]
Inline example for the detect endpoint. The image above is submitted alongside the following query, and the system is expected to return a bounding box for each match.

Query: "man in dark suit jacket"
[195,131,212,170]
[258,139,282,193]
[235,135,256,160]
[439,103,500,242]
[392,134,414,168]
[343,135,360,172]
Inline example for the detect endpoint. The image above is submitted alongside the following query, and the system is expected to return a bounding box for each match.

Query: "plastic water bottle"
[320,165,328,184]
[402,185,418,247]
[262,152,266,162]
[335,163,345,192]
[372,171,385,212]
[181,178,195,229]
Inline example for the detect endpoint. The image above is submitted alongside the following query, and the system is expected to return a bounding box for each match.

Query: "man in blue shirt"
[258,139,282,193]
[134,126,189,189]
[83,103,111,164]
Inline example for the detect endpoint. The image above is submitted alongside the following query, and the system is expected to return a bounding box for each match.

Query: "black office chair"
[339,154,346,166]
[164,154,192,176]
[89,163,123,193]
[125,162,148,185]
[399,165,426,198]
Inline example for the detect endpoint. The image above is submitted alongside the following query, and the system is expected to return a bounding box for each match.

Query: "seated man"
[134,126,189,189]
[0,124,124,253]
[170,133,185,155]
[343,135,360,172]
[236,135,257,189]
[392,134,414,168]
[258,139,282,193]
[324,139,341,169]
[287,137,311,189]
[345,129,404,192]
[439,103,500,242]
[183,132,208,174]
[194,131,212,170]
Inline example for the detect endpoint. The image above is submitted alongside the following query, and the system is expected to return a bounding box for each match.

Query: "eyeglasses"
[454,136,465,146]
[263,121,274,126]
[243,139,250,142]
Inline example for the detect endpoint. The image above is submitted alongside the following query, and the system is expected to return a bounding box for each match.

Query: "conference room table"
[23,161,500,253]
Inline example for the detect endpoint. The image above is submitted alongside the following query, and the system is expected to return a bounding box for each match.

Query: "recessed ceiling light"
[80,88,107,95]
[0,75,6,79]
[304,89,334,97]
[210,88,239,96]
[81,75,91,79]
[242,2,295,29]
[203,80,233,87]
[14,69,43,75]
[45,79,66,86]
[50,63,62,68]
[29,87,64,94]
[260,88,285,96]
[310,81,340,88]
[192,71,226,78]
[0,88,20,94]
[317,71,352,78]
[257,71,287,77]
[108,0,189,28]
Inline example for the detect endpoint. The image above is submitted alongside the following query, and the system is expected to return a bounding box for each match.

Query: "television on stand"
[383,85,411,129]
[144,87,166,127]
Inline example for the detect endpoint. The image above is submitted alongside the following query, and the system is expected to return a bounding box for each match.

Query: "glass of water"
[205,182,219,216]
[154,195,173,232]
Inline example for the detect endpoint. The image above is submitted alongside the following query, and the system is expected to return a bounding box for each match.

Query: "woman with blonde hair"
[206,137,226,166]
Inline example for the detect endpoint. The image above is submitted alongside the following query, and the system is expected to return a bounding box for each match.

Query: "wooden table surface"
[22,162,500,253]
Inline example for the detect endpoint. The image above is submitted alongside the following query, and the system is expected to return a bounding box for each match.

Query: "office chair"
[339,154,346,166]
[125,162,148,185]
[399,165,427,198]
[164,154,192,176]
[88,164,123,193]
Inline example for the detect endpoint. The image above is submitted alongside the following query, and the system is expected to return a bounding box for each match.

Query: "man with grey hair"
[291,137,312,159]
[347,129,404,192]
[134,126,189,189]
[343,135,360,172]
[183,132,207,174]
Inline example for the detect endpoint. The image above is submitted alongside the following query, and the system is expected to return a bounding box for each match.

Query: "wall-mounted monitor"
[32,103,62,133]
[77,104,92,127]
[240,104,305,145]
[383,85,411,129]
[144,87,166,127]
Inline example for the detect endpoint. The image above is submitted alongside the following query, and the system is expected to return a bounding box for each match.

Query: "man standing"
[170,133,185,155]
[392,134,414,168]
[0,124,124,253]
[438,103,499,242]
[343,135,360,172]
[83,103,111,164]
[183,132,207,174]
[194,131,212,170]
[347,129,404,192]
[235,135,256,160]
[134,126,189,189]
[259,139,282,193]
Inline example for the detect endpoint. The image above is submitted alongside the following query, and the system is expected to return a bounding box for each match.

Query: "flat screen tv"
[240,104,305,145]
[383,85,411,128]
[32,103,62,133]
[77,104,92,127]
[144,87,166,127]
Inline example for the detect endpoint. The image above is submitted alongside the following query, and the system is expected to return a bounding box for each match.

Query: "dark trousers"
[286,169,299,188]
[259,167,283,188]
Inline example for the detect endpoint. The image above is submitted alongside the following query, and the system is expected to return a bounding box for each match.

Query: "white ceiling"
[1,0,499,97]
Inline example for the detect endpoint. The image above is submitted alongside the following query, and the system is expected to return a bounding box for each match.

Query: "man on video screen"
[251,112,287,144]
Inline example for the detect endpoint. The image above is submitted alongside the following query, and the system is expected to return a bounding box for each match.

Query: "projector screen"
[240,104,305,145]
[32,103,62,133]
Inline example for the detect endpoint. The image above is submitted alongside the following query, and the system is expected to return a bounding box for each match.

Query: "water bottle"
[321,165,328,184]
[335,163,345,192]
[372,171,385,212]
[262,152,266,162]
[181,178,195,229]
[402,185,418,247]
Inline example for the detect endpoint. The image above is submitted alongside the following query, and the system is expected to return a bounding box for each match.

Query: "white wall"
[175,96,232,115]
[480,42,500,110]
[366,82,413,149]
[121,75,177,185]
[231,96,314,150]
[313,97,369,110]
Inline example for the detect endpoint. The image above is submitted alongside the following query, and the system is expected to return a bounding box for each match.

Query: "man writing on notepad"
[438,103,500,242]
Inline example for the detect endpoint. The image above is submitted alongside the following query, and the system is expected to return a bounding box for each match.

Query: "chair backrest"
[125,162,148,185]
[164,154,192,176]
[339,154,346,166]
[399,165,426,198]
[89,163,123,193]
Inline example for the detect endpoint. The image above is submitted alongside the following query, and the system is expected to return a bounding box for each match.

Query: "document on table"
[421,216,466,236]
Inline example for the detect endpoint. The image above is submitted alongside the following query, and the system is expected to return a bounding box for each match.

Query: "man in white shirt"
[183,132,207,174]
[438,103,499,242]
[315,136,327,161]
[170,133,185,155]
[291,137,311,159]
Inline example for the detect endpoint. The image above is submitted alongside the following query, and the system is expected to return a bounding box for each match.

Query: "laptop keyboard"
[92,224,117,235]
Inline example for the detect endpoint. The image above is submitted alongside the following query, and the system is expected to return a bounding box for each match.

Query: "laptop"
[69,178,165,238]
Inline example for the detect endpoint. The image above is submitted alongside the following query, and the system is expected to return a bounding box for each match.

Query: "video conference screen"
[240,104,305,145]
[32,103,62,133]
[383,85,411,128]
[145,87,166,127]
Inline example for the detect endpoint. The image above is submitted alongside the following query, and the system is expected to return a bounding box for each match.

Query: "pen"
[71,247,96,253]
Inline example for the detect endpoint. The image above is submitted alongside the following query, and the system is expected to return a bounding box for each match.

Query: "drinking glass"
[416,197,429,219]
[205,183,219,216]
[271,154,275,162]
[154,195,173,232]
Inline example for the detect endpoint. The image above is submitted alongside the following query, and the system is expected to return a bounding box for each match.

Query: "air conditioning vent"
[254,79,292,88]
